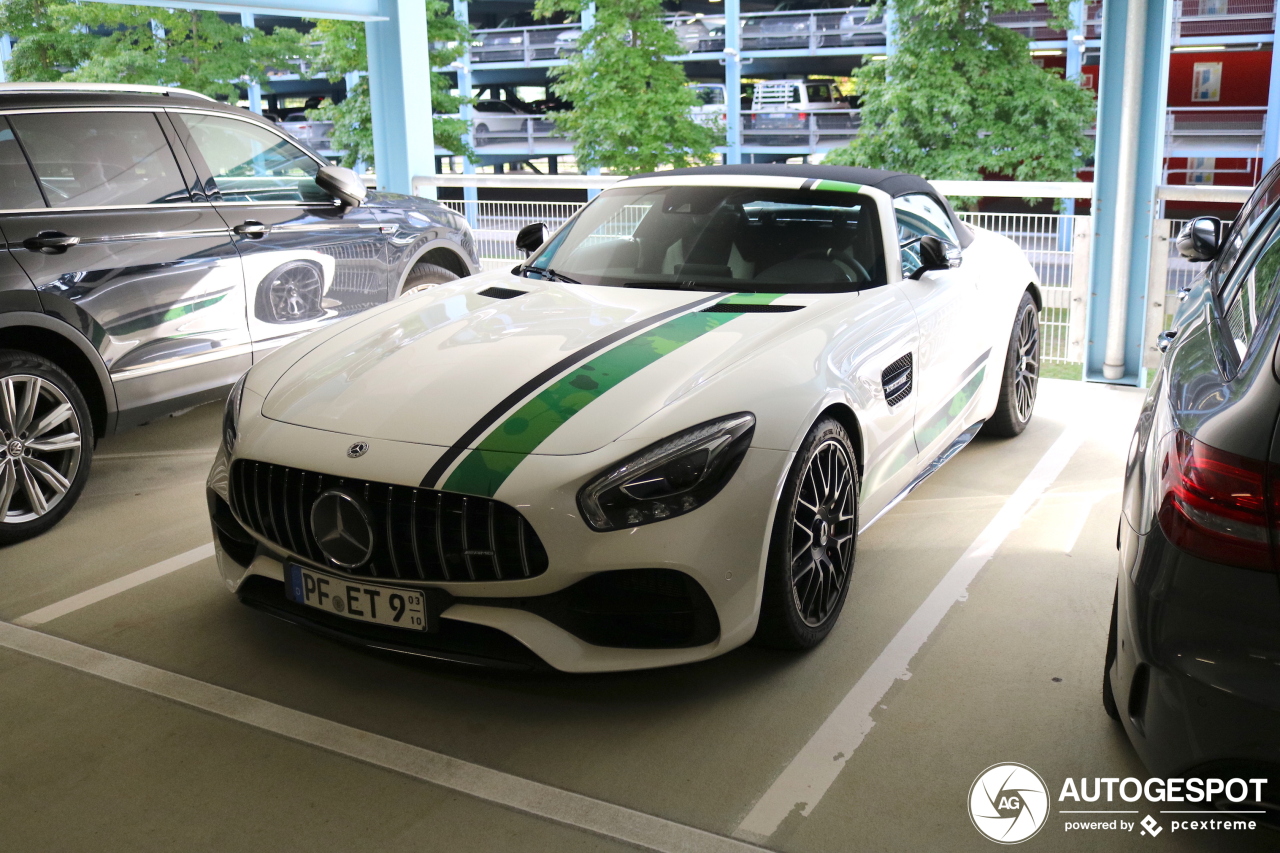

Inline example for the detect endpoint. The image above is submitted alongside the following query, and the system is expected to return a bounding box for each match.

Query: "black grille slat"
[882,353,913,408]
[228,460,548,582]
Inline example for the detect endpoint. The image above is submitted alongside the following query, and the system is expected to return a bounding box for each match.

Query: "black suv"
[1108,159,1280,816]
[0,83,478,544]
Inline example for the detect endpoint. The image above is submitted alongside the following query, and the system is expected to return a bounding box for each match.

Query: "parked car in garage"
[0,82,478,544]
[688,83,728,127]
[208,164,1043,672]
[1107,160,1280,814]
[744,79,855,145]
[472,99,534,146]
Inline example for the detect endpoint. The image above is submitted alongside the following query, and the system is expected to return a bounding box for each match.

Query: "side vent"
[882,353,913,407]
[699,303,803,313]
[478,286,529,300]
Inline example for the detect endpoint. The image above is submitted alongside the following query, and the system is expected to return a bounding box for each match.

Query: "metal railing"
[469,23,579,65]
[739,8,884,52]
[426,178,1256,373]
[1174,0,1276,38]
[741,110,861,149]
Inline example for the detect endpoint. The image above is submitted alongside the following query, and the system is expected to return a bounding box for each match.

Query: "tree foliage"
[306,2,473,169]
[533,0,719,174]
[0,2,305,100]
[824,0,1095,184]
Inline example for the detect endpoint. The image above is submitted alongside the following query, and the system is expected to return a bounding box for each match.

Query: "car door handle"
[23,231,80,254]
[1157,329,1178,353]
[233,221,270,238]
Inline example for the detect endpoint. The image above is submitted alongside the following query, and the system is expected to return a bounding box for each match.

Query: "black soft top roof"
[627,164,973,247]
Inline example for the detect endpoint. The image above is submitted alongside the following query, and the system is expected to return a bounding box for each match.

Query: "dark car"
[0,83,478,545]
[1107,159,1280,818]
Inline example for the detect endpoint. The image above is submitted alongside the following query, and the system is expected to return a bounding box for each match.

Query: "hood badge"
[347,441,369,458]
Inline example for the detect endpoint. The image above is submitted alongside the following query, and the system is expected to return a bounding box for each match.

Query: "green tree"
[532,0,719,174]
[307,2,473,170]
[824,0,1095,186]
[0,0,94,81]
[62,5,303,100]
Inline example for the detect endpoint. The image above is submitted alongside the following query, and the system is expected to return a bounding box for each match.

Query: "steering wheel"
[797,247,869,283]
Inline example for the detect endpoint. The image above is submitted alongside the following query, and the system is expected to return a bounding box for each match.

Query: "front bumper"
[207,414,792,673]
[1112,513,1280,791]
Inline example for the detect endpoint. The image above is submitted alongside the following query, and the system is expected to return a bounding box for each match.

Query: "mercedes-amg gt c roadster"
[207,165,1043,672]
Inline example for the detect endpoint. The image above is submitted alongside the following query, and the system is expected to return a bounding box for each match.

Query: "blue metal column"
[240,12,263,114]
[1085,0,1172,384]
[724,0,742,164]
[883,0,896,56]
[1263,2,1280,169]
[581,2,602,196]
[454,0,478,226]
[367,0,435,196]
[0,35,11,83]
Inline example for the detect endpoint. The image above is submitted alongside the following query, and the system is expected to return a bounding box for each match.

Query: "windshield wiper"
[518,265,580,284]
[621,281,725,291]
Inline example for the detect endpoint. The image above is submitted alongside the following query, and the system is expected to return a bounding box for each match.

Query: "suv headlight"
[223,373,247,454]
[578,413,755,531]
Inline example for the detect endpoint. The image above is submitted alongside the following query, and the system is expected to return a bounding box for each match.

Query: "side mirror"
[913,234,962,279]
[516,222,546,256]
[316,165,366,208]
[1177,216,1222,262]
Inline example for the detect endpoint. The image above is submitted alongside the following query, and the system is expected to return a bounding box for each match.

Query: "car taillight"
[1157,429,1277,572]
[797,112,809,120]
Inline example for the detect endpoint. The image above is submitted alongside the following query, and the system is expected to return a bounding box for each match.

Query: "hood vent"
[478,286,529,300]
[700,303,803,313]
[882,353,913,407]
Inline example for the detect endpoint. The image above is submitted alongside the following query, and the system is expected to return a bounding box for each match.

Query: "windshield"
[525,184,886,293]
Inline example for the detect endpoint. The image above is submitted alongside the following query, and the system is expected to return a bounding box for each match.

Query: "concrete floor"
[0,379,1274,852]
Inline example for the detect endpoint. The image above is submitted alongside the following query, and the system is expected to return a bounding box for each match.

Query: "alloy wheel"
[1014,303,1040,423]
[267,263,324,322]
[0,374,83,524]
[789,438,856,627]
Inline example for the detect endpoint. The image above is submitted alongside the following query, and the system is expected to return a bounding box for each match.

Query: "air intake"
[882,353,913,407]
[700,303,803,313]
[477,286,529,300]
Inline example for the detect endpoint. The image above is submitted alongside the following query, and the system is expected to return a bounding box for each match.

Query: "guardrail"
[1174,0,1275,38]
[419,176,1254,373]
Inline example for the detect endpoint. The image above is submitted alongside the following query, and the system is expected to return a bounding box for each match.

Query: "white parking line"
[734,425,1088,842]
[0,621,771,853]
[13,543,215,627]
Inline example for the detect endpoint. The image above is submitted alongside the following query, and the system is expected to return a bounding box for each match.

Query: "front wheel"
[753,418,859,650]
[982,290,1040,438]
[400,261,460,297]
[0,350,93,546]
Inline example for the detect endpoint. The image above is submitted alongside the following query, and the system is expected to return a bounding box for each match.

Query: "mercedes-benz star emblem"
[347,441,369,458]
[310,490,375,568]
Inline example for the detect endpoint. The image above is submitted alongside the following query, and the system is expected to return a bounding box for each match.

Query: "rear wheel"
[0,350,93,546]
[754,418,858,650]
[400,261,460,297]
[983,290,1040,438]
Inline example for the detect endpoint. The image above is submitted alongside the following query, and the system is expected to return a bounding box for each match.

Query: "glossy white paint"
[209,180,1039,672]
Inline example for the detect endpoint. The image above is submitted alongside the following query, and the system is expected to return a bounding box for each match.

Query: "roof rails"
[0,82,216,101]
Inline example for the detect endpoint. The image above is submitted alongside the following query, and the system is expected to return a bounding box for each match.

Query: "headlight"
[578,413,755,531]
[223,373,246,454]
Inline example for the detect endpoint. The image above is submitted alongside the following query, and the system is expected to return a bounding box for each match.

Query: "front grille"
[229,459,549,582]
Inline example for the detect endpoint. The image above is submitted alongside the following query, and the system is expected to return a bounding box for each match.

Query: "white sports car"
[207,165,1042,672]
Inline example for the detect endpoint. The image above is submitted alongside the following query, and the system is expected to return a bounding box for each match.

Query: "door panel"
[169,110,390,358]
[2,110,249,425]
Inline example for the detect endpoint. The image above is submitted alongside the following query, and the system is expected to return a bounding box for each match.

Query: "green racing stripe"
[442,292,782,498]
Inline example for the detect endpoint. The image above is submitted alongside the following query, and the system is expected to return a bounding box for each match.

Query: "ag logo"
[969,763,1050,844]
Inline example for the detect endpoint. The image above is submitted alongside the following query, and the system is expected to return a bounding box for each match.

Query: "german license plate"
[286,563,429,631]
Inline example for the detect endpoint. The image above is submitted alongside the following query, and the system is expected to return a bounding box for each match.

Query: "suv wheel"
[0,350,93,545]
[401,261,460,297]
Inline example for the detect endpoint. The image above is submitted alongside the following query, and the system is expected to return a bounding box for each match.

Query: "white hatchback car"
[208,165,1042,672]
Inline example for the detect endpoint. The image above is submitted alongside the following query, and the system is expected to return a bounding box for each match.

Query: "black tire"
[753,418,859,650]
[982,290,1040,438]
[1103,584,1121,721]
[401,262,460,296]
[0,350,93,546]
